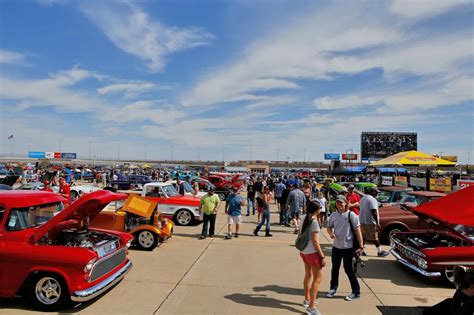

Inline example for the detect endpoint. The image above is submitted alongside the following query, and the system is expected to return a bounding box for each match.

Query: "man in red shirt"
[347,184,361,215]
[59,178,71,205]
[41,180,53,192]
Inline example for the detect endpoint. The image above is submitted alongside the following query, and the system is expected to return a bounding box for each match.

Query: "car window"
[161,185,179,197]
[6,202,64,231]
[376,191,391,203]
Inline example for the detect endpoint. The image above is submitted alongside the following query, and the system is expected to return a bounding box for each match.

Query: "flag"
[7,135,13,140]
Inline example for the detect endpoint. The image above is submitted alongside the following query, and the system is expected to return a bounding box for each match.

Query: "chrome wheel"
[177,210,192,225]
[445,267,455,283]
[218,193,226,201]
[35,277,61,305]
[138,231,155,249]
[113,184,119,190]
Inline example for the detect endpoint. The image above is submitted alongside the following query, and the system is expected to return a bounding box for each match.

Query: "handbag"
[295,219,312,251]
[347,211,360,251]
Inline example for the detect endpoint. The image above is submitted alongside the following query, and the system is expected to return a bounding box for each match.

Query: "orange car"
[91,194,174,250]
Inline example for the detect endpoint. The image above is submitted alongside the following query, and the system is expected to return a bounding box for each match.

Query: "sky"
[0,0,473,163]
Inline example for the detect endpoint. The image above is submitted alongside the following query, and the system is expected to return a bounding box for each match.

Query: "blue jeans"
[257,207,271,230]
[247,198,255,215]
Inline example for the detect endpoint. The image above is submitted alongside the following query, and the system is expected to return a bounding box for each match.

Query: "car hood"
[411,186,474,228]
[33,190,128,241]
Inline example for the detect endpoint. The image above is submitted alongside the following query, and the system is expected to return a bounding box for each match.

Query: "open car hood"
[33,190,128,241]
[411,186,474,228]
[40,171,57,183]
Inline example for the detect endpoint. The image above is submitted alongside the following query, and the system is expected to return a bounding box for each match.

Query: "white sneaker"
[306,307,321,315]
[326,289,337,298]
[344,293,360,301]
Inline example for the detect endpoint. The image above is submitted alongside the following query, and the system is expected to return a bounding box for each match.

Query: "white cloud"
[97,82,156,98]
[0,49,25,64]
[390,0,471,19]
[80,1,214,72]
[0,66,107,112]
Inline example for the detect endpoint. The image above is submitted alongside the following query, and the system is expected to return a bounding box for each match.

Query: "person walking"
[326,195,364,301]
[287,182,306,234]
[315,190,327,227]
[298,201,325,315]
[199,188,220,239]
[224,187,244,239]
[280,184,291,226]
[274,179,286,212]
[359,187,389,257]
[246,179,256,216]
[253,186,273,237]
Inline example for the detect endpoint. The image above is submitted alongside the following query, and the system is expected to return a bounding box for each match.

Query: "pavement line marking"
[152,220,228,315]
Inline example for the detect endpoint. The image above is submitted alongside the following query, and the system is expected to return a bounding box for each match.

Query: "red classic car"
[390,186,474,281]
[0,190,133,311]
[379,191,446,244]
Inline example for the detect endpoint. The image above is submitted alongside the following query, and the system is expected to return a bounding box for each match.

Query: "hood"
[411,186,474,227]
[1,175,19,187]
[40,171,57,183]
[33,190,128,241]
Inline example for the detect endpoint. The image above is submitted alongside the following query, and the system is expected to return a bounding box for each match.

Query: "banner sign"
[457,180,474,189]
[61,152,77,159]
[54,152,61,159]
[394,176,408,187]
[381,176,393,186]
[430,178,452,192]
[342,153,358,160]
[324,153,340,160]
[410,177,426,188]
[28,151,45,159]
[45,152,55,159]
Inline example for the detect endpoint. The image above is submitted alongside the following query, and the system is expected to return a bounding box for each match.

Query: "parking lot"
[0,201,454,315]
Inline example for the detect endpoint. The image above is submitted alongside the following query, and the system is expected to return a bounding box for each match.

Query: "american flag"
[7,135,13,139]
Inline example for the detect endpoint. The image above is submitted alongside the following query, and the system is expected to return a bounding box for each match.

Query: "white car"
[17,182,100,201]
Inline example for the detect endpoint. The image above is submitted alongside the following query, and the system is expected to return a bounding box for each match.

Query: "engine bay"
[126,212,156,231]
[398,232,464,249]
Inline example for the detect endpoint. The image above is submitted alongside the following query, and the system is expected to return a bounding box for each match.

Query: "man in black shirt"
[246,179,256,216]
[280,186,291,226]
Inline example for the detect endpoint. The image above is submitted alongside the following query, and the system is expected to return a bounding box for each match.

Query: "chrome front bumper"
[71,260,132,302]
[390,249,441,278]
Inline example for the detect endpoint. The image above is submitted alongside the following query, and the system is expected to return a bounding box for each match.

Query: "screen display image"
[361,132,417,161]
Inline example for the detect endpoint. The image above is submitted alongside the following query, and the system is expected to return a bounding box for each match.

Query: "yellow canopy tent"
[142,164,151,169]
[370,150,456,166]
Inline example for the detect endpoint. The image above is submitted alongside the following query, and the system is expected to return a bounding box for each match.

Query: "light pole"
[27,137,31,154]
[145,144,147,161]
[303,148,306,163]
[197,147,200,161]
[59,138,63,153]
[117,143,120,161]
[222,147,225,162]
[171,145,174,161]
[250,147,253,161]
[277,148,280,161]
[88,141,92,160]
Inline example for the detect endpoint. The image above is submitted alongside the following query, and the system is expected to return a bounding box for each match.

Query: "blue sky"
[0,0,473,162]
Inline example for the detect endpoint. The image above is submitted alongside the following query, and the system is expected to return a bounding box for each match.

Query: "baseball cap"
[348,184,355,190]
[367,186,380,193]
[336,195,347,203]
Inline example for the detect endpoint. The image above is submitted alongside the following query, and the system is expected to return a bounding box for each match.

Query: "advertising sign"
[361,132,417,161]
[324,153,340,160]
[410,177,427,188]
[342,153,358,161]
[441,155,458,162]
[28,151,45,159]
[61,152,77,159]
[394,176,408,187]
[54,152,61,159]
[457,179,474,189]
[381,176,393,186]
[430,178,452,192]
[45,152,55,159]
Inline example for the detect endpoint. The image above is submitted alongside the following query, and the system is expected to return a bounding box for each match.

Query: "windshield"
[162,185,179,197]
[6,202,64,231]
[399,193,422,205]
[453,225,474,242]
[376,191,391,203]
[182,182,194,193]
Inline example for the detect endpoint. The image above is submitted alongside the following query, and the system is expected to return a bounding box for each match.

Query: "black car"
[110,174,152,190]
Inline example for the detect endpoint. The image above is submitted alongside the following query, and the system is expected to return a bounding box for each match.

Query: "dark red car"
[205,174,243,191]
[390,186,474,281]
[0,190,133,311]
[379,191,447,244]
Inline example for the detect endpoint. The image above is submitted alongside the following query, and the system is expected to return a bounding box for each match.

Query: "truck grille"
[90,249,126,282]
[395,244,421,263]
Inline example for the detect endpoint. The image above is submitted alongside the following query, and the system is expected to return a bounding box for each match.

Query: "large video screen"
[361,132,417,161]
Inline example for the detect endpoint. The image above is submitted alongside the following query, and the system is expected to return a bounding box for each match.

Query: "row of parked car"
[0,172,248,311]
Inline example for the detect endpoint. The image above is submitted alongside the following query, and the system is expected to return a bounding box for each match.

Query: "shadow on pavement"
[253,284,304,296]
[357,258,450,289]
[377,305,424,315]
[224,293,302,313]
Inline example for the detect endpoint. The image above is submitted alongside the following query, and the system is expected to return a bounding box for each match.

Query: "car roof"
[144,182,171,187]
[407,191,447,197]
[379,186,413,192]
[0,190,65,208]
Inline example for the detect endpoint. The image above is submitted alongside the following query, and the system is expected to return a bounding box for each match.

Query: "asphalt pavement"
[0,198,454,314]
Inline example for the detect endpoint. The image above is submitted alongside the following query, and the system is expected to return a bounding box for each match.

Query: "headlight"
[126,239,133,248]
[417,258,428,269]
[84,257,96,273]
